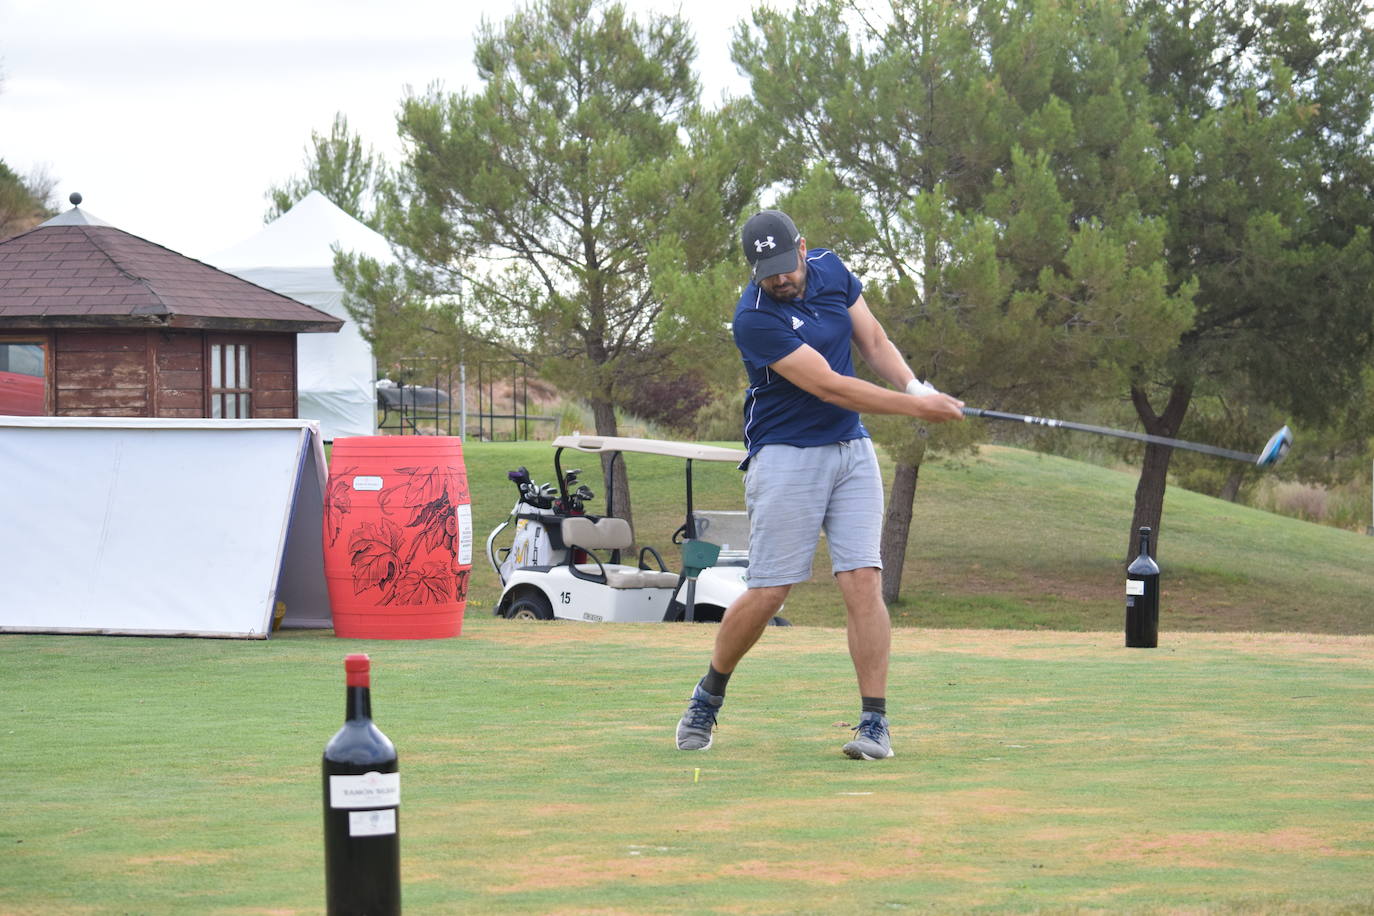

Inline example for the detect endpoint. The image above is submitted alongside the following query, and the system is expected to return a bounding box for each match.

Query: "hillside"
[459,440,1374,634]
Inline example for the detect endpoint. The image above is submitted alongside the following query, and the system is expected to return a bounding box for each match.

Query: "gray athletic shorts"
[742,438,884,588]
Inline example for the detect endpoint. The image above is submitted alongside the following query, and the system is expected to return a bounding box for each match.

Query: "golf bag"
[489,466,594,586]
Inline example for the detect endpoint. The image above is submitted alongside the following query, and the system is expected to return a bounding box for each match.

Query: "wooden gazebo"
[0,198,342,418]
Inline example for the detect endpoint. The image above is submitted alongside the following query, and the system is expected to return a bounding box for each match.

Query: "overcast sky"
[1,0,757,259]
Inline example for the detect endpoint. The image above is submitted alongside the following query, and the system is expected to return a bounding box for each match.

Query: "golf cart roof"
[552,435,745,464]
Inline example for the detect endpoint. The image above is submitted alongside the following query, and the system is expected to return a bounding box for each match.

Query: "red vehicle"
[0,369,44,415]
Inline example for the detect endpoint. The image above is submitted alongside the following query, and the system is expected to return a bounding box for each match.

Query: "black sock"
[862,696,886,717]
[701,665,731,697]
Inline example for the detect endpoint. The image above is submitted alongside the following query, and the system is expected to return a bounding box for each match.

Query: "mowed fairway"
[2,620,1371,914]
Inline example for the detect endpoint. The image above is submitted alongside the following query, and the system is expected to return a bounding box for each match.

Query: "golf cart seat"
[560,516,680,589]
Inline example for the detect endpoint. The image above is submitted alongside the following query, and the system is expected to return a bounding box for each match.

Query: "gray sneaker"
[675,682,723,750]
[842,711,895,760]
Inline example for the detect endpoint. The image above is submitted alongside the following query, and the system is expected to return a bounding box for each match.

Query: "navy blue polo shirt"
[732,247,868,459]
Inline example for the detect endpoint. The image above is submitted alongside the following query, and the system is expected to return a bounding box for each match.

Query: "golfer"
[675,209,965,760]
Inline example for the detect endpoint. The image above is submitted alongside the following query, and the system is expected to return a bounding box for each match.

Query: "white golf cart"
[486,434,785,624]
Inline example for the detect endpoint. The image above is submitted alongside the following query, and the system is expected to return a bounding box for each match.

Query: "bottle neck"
[1138,529,1152,557]
[345,685,373,722]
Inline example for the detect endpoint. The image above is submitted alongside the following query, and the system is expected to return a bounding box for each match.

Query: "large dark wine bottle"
[323,654,401,915]
[1125,527,1160,648]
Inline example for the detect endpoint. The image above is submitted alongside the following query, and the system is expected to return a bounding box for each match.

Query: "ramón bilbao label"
[329,771,400,809]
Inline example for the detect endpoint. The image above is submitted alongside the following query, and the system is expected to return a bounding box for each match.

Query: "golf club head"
[1256,425,1293,468]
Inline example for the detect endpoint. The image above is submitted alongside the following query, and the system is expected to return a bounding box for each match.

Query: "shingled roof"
[0,206,344,333]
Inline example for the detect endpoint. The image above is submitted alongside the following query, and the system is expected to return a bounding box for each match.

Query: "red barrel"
[323,436,471,639]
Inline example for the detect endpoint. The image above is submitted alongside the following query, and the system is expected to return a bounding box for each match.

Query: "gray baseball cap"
[741,210,801,280]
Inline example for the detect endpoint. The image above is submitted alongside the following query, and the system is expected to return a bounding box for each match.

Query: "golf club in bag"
[959,407,1292,468]
[487,466,595,586]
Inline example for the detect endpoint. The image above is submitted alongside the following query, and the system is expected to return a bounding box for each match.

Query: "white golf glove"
[905,378,939,397]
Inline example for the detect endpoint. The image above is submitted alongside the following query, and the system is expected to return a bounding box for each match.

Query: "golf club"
[960,407,1292,467]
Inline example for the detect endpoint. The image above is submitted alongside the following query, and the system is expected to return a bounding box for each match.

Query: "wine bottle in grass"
[1125,527,1160,649]
[322,653,400,915]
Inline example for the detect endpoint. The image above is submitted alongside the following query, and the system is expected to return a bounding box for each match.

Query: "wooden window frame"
[0,333,53,416]
[205,336,254,419]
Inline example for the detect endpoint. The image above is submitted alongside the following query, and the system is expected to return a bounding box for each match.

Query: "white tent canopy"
[208,191,384,441]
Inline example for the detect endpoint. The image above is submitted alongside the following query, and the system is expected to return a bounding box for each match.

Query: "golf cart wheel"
[769,616,791,627]
[507,592,554,621]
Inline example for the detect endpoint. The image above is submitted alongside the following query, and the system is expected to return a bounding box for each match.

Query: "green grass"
[461,440,1374,634]
[2,622,1372,914]
[5,439,1373,913]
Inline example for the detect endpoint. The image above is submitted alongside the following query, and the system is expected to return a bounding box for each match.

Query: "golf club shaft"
[961,407,1261,463]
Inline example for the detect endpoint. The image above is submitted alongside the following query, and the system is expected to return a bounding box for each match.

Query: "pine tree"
[1126,0,1374,554]
[735,0,1190,597]
[347,0,766,525]
[265,113,385,228]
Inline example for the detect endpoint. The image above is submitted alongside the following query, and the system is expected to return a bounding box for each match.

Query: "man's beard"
[766,270,806,300]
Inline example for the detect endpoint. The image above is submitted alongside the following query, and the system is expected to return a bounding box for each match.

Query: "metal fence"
[376,359,555,440]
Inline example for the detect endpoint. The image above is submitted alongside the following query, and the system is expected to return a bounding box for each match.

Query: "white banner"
[0,418,330,638]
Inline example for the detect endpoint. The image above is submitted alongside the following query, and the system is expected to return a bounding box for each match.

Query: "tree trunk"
[881,458,921,604]
[875,222,942,604]
[1128,383,1192,560]
[589,398,633,541]
[1218,468,1244,503]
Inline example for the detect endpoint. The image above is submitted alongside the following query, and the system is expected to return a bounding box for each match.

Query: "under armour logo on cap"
[742,210,800,280]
